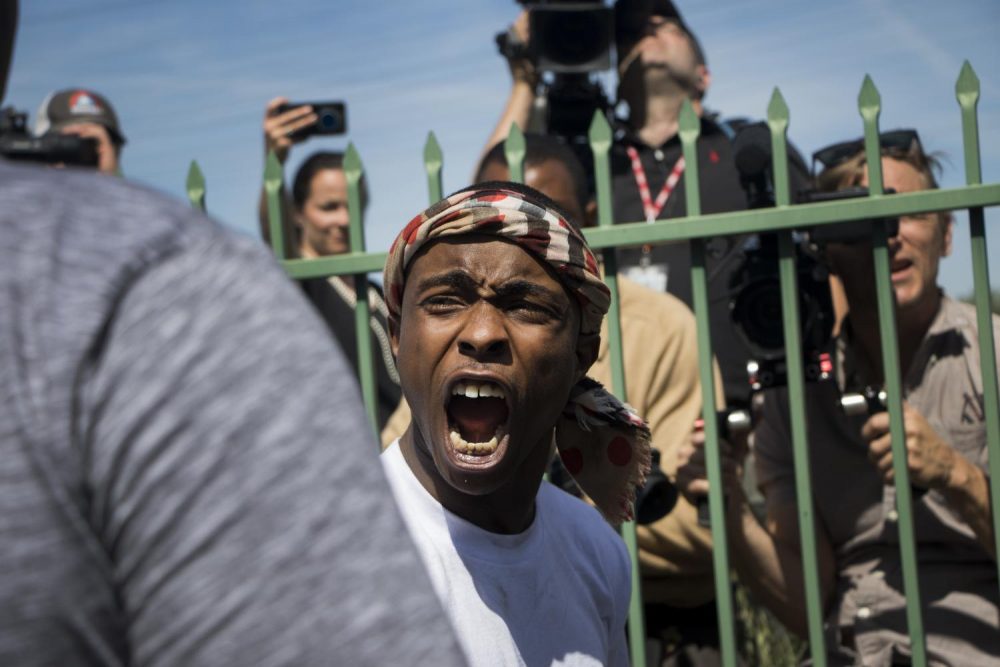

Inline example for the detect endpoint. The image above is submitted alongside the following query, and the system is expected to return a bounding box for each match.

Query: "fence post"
[186,160,206,212]
[955,61,1000,580]
[859,75,928,666]
[503,123,526,184]
[344,143,379,434]
[264,150,286,261]
[679,98,738,667]
[424,131,443,204]
[589,110,647,667]
[768,87,829,665]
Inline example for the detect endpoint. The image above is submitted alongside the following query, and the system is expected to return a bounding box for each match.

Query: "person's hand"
[675,418,749,507]
[59,122,118,174]
[862,402,958,489]
[502,10,538,87]
[263,96,317,164]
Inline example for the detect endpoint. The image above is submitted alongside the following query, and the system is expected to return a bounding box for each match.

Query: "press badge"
[623,246,668,293]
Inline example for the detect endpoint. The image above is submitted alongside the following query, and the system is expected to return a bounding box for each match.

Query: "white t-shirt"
[381,441,632,667]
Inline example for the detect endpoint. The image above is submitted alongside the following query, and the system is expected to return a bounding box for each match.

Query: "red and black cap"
[33,88,127,146]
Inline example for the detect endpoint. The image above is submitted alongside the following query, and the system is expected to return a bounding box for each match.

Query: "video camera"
[0,107,98,167]
[496,1,615,184]
[726,121,899,393]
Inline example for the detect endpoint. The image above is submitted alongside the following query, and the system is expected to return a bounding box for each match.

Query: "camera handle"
[840,387,928,499]
[694,409,752,528]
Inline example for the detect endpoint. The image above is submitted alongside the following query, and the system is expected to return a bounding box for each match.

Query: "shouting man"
[381,182,651,666]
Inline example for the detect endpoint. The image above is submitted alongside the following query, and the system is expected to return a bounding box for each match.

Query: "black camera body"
[727,120,900,394]
[728,232,837,392]
[277,101,347,140]
[527,2,614,73]
[497,1,614,187]
[498,1,614,74]
[0,107,98,167]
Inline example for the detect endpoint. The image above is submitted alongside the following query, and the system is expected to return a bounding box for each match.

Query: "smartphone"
[277,100,347,138]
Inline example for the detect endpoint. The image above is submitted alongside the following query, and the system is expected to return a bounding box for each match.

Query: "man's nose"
[332,209,350,227]
[458,304,510,360]
[887,231,903,254]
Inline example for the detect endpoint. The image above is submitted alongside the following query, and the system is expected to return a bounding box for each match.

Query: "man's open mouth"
[446,380,511,457]
[891,258,913,274]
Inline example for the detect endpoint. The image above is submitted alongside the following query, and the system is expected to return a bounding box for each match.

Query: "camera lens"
[531,7,613,72]
[540,12,605,67]
[733,279,785,354]
[319,109,342,132]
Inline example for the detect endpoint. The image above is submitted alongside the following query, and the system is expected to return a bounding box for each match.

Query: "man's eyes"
[509,299,549,314]
[422,295,464,310]
[420,294,556,319]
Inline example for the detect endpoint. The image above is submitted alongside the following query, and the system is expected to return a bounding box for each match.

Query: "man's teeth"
[451,381,506,400]
[449,429,500,455]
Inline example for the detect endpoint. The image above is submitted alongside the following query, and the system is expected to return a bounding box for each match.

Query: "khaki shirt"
[381,276,722,608]
[754,296,1000,665]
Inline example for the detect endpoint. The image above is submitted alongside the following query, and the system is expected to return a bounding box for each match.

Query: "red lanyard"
[626,145,685,222]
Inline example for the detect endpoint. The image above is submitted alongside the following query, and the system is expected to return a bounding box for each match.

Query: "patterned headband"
[383,184,650,524]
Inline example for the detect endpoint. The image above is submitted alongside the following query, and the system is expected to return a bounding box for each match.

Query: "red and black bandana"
[383,185,651,525]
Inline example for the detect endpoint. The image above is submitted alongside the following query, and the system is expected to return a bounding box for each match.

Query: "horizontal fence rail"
[185,61,998,667]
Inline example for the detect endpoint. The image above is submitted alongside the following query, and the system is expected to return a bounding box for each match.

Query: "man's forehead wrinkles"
[415,269,481,293]
[415,268,562,301]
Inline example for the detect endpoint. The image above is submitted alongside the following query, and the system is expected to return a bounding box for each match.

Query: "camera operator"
[256,97,401,430]
[677,131,1000,664]
[485,0,777,415]
[33,88,125,174]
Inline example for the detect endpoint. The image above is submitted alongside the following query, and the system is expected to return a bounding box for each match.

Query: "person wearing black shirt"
[256,105,402,430]
[484,0,756,413]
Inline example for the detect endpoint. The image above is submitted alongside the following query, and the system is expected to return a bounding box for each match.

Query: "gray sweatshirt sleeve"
[75,231,463,665]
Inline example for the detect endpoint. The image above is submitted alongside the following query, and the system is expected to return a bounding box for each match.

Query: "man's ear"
[695,64,711,97]
[575,331,600,381]
[941,214,954,258]
[389,315,401,358]
[584,200,598,228]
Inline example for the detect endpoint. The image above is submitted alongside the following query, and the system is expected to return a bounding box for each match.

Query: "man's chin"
[433,430,515,495]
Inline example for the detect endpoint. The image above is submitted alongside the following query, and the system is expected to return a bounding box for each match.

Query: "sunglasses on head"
[811,129,922,176]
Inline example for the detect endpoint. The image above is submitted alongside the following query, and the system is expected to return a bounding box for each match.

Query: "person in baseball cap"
[615,0,706,67]
[34,88,126,174]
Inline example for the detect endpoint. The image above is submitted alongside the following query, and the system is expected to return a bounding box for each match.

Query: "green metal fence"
[189,63,999,667]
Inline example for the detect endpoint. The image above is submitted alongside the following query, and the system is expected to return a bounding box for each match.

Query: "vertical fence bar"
[424,132,443,204]
[956,61,1000,575]
[859,76,928,666]
[768,88,829,665]
[344,143,379,434]
[504,123,526,184]
[264,150,286,261]
[504,127,558,490]
[186,160,206,212]
[680,99,737,667]
[589,110,647,667]
[503,125,525,181]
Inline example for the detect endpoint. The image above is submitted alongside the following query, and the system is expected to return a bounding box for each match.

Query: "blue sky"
[8,0,999,297]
